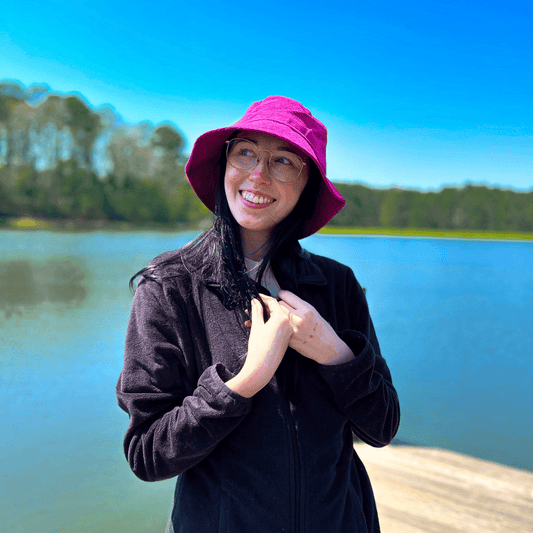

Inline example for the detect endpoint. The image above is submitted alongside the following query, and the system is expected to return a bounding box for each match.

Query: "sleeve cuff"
[201,363,253,406]
[317,330,376,396]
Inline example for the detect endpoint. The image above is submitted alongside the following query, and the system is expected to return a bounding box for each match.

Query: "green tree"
[65,96,102,168]
[150,124,186,189]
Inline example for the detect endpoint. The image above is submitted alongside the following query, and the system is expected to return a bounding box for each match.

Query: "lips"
[239,190,276,205]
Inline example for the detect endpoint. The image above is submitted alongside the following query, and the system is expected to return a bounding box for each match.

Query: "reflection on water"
[2,231,532,533]
[0,258,87,318]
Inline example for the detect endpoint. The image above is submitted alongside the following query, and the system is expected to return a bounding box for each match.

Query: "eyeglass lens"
[227,139,303,182]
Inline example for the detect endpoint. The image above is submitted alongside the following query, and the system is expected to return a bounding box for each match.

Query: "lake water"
[1,230,532,533]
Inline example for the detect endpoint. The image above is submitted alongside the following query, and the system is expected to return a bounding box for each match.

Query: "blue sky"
[1,0,532,191]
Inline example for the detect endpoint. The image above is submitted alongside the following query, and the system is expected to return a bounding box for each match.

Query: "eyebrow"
[238,137,303,157]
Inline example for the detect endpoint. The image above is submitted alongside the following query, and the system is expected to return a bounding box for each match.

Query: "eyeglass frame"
[225,138,307,183]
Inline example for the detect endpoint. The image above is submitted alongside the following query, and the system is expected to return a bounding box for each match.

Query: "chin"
[237,219,277,234]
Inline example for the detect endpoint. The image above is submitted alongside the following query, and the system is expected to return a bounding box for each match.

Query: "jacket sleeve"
[316,266,400,447]
[116,277,252,482]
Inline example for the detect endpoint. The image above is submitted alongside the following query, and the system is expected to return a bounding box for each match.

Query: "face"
[224,131,309,248]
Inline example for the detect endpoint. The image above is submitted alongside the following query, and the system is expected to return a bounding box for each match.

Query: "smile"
[239,191,276,205]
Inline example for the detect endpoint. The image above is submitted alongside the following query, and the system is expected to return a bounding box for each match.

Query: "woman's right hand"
[226,296,293,398]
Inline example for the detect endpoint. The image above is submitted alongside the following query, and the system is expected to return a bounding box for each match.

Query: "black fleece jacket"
[116,242,400,533]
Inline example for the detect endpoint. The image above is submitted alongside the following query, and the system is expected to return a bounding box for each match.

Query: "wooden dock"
[354,443,533,533]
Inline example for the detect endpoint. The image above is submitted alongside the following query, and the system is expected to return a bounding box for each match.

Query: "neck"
[240,228,271,261]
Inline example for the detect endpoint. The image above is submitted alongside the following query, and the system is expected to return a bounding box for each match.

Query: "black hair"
[129,148,322,318]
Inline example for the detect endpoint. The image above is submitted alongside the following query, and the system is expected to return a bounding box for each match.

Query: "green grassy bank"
[318,226,533,241]
[0,216,206,233]
[3,216,533,241]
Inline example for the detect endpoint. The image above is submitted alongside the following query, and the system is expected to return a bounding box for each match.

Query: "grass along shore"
[318,226,533,240]
[0,216,207,233]
[3,216,533,240]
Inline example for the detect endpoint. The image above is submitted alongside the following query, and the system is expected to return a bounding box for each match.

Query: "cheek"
[224,169,238,199]
[223,178,230,201]
[280,188,300,209]
[282,180,307,210]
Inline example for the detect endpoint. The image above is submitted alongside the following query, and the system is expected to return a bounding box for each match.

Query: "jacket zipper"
[278,374,301,533]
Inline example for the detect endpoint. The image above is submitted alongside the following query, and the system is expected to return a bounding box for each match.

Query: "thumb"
[250,298,264,325]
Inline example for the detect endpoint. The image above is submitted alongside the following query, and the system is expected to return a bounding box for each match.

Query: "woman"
[116,96,400,532]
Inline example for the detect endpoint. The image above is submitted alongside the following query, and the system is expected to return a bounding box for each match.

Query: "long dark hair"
[129,149,322,317]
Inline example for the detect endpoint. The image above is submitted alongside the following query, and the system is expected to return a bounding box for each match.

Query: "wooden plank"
[354,444,533,533]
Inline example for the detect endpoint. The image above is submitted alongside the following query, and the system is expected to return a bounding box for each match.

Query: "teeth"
[241,191,274,205]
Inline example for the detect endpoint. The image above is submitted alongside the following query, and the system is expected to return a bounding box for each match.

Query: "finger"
[277,302,291,318]
[244,320,251,328]
[258,293,279,315]
[279,302,302,331]
[278,300,296,314]
[277,290,303,309]
[250,298,264,325]
[259,294,285,319]
[258,293,277,303]
[277,305,295,329]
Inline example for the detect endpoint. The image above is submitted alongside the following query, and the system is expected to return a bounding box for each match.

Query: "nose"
[249,155,271,182]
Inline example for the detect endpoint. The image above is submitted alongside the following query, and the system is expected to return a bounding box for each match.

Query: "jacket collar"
[282,248,328,288]
[203,247,328,294]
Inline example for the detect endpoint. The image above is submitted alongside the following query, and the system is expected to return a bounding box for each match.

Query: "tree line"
[329,183,533,232]
[1,81,532,232]
[0,81,209,226]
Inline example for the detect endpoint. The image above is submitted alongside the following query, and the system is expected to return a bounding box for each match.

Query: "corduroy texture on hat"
[185,96,346,238]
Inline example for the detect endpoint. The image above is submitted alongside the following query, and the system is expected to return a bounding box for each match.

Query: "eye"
[231,140,257,159]
[239,148,256,158]
[274,154,296,167]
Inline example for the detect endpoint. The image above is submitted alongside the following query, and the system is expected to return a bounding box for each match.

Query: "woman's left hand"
[271,290,355,365]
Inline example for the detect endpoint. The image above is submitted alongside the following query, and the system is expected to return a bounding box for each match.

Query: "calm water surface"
[1,230,532,533]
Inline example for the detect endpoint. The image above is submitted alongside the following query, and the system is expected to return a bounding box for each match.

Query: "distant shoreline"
[0,216,204,234]
[2,216,533,241]
[318,226,533,241]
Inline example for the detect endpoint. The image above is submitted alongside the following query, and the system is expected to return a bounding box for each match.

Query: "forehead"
[235,130,308,160]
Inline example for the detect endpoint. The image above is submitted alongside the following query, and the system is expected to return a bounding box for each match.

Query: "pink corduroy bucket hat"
[185,95,346,238]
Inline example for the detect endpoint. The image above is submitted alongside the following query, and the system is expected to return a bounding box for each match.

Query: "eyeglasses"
[225,138,306,183]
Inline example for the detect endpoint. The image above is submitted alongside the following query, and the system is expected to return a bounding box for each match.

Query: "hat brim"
[185,123,345,238]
